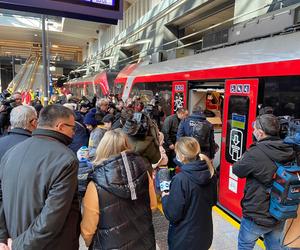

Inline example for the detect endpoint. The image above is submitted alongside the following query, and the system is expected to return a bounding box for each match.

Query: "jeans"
[238,217,285,250]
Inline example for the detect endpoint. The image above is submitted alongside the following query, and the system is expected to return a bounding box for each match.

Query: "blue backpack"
[269,163,300,220]
[268,119,300,221]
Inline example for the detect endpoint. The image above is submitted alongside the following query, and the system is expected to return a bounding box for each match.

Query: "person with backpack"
[232,114,295,250]
[177,106,216,159]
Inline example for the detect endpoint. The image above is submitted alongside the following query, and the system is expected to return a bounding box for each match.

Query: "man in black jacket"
[0,105,37,160]
[177,106,216,159]
[233,114,295,250]
[162,108,188,170]
[0,105,80,250]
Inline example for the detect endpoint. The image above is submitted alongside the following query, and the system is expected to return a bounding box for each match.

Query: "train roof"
[116,31,300,81]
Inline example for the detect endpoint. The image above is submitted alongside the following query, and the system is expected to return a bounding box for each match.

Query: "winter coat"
[0,128,31,161]
[128,136,161,166]
[233,136,295,227]
[78,160,93,201]
[89,151,156,250]
[162,114,180,149]
[0,129,80,250]
[162,159,217,250]
[69,111,89,154]
[177,112,216,159]
[88,127,105,157]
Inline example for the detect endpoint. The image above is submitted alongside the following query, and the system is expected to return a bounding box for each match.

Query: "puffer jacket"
[89,151,156,250]
[162,159,217,250]
[0,129,80,250]
[233,136,295,227]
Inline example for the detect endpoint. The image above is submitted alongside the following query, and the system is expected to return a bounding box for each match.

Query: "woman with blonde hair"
[162,137,217,250]
[80,129,156,250]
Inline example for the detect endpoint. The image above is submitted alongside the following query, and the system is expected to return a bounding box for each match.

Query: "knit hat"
[84,112,97,127]
[102,114,114,123]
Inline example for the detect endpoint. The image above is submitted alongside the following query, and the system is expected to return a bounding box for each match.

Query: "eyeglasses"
[30,118,38,123]
[62,123,76,131]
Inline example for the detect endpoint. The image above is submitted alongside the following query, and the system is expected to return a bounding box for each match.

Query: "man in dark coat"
[162,108,188,169]
[0,105,37,160]
[0,105,80,250]
[177,106,216,159]
[233,114,295,250]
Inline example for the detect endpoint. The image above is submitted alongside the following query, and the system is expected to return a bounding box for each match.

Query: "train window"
[86,84,94,98]
[115,83,125,95]
[130,82,172,116]
[94,84,103,97]
[225,95,250,164]
[261,77,300,118]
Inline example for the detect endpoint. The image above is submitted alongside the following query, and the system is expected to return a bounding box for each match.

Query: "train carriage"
[114,30,300,219]
[64,70,118,100]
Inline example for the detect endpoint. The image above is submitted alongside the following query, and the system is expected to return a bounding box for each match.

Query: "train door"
[219,79,259,218]
[171,81,187,114]
[188,82,224,169]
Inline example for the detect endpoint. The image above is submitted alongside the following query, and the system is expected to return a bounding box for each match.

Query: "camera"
[0,90,15,108]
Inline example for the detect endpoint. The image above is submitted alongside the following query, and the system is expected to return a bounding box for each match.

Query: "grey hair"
[97,98,109,107]
[10,105,37,129]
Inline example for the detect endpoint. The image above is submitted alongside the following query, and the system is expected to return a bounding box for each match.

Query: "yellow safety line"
[157,201,265,249]
[213,206,266,250]
[157,201,163,214]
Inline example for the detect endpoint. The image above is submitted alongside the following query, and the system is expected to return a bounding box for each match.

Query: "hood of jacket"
[181,159,212,186]
[189,112,206,121]
[254,136,295,163]
[91,151,149,199]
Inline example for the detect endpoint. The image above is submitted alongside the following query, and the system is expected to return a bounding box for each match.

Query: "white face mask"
[253,130,261,141]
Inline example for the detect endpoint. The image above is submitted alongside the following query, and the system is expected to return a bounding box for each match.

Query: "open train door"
[218,79,259,218]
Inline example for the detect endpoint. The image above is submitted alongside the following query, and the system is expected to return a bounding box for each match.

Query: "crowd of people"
[0,91,299,250]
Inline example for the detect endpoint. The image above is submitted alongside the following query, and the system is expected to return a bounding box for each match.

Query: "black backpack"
[190,120,211,149]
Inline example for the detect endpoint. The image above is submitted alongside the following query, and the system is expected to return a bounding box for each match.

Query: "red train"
[63,70,118,99]
[113,30,300,218]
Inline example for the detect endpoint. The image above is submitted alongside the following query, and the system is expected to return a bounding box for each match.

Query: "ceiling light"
[34,34,38,37]
[52,45,59,48]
